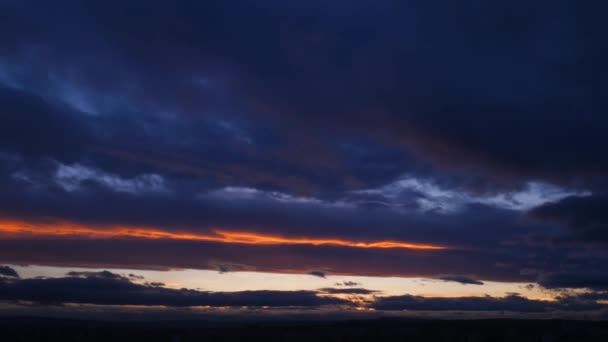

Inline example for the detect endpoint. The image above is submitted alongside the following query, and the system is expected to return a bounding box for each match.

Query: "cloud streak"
[435,275,484,285]
[372,294,604,312]
[0,218,446,250]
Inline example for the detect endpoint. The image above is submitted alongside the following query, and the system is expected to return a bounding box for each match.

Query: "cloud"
[353,177,588,214]
[0,270,604,313]
[203,187,329,206]
[435,275,484,285]
[0,84,90,162]
[0,235,553,283]
[336,281,360,287]
[0,0,603,190]
[318,288,379,295]
[539,271,608,291]
[0,177,542,250]
[0,271,346,308]
[66,270,127,281]
[308,271,327,278]
[569,291,608,302]
[55,163,166,194]
[145,282,165,287]
[0,265,19,278]
[208,262,254,274]
[0,219,445,251]
[371,294,603,312]
[529,195,608,243]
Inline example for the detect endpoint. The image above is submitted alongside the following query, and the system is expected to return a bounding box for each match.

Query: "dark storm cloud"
[371,294,604,312]
[435,275,484,285]
[0,271,346,308]
[0,0,603,191]
[0,265,19,278]
[0,0,602,196]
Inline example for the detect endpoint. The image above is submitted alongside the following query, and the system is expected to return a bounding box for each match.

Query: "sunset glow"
[0,219,446,251]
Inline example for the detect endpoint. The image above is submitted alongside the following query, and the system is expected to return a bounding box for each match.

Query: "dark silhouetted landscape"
[2,317,608,342]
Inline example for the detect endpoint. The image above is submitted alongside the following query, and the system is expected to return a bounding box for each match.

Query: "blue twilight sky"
[0,0,607,318]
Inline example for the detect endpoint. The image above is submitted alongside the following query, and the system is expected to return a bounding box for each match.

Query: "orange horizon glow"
[0,219,446,251]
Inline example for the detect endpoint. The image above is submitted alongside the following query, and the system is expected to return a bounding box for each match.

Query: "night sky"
[0,1,606,319]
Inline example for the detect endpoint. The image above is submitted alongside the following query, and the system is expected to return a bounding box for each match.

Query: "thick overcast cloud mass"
[0,1,605,315]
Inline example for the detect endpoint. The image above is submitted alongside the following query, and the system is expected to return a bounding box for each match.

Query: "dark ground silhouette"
[1,317,608,341]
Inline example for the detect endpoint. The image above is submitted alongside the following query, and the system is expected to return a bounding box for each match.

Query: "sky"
[0,0,606,319]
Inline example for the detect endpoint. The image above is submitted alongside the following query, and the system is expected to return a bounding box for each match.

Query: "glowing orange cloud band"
[0,219,445,251]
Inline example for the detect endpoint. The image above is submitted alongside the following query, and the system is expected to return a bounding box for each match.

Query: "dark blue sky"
[0,0,606,317]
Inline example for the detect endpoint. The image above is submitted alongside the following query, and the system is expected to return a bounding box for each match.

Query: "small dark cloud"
[435,275,484,285]
[335,281,360,287]
[318,288,379,295]
[128,273,145,280]
[67,270,126,281]
[209,262,253,274]
[0,265,19,278]
[218,265,231,273]
[308,271,326,278]
[145,282,165,287]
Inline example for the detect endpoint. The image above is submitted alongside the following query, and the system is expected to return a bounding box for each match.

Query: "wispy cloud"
[353,177,589,213]
[55,163,166,194]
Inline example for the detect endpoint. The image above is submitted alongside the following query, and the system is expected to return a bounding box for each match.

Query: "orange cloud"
[0,219,446,251]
